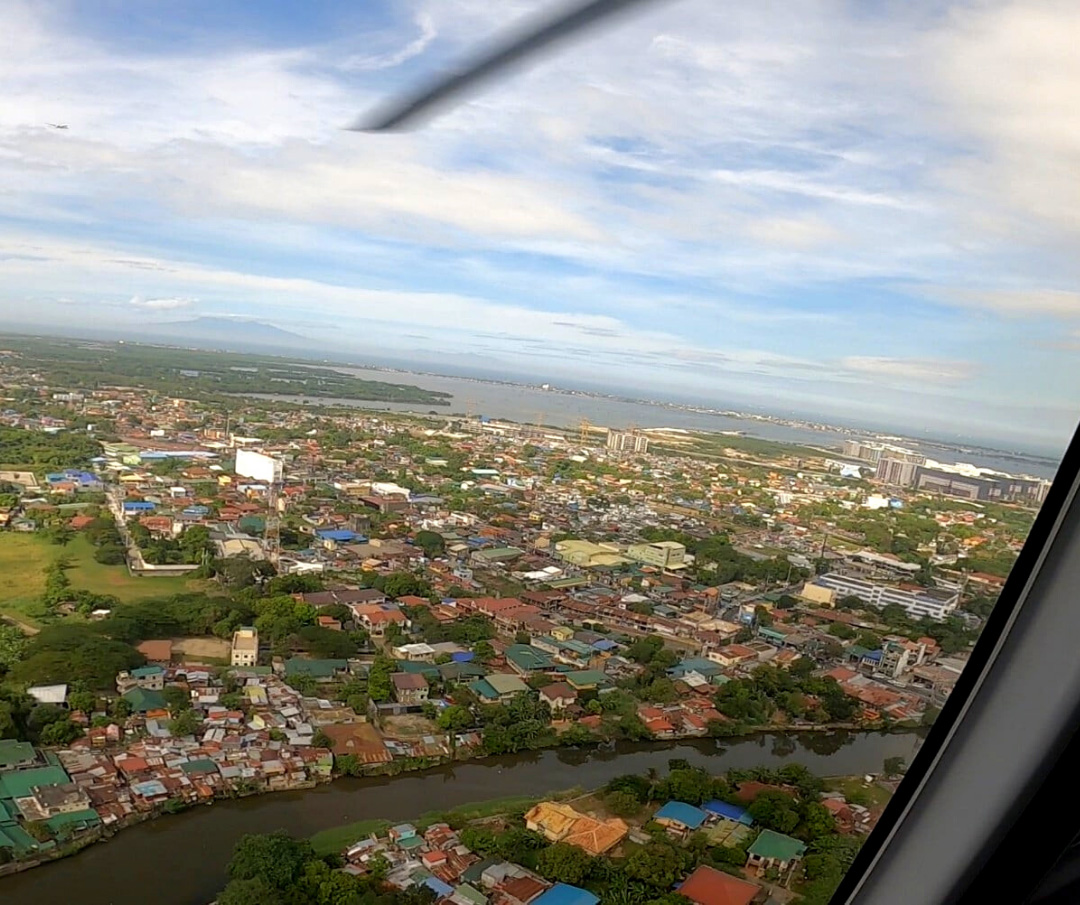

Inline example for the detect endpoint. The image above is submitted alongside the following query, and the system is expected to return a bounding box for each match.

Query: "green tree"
[39,718,83,747]
[217,877,283,905]
[624,843,687,889]
[436,705,473,733]
[367,655,395,704]
[227,831,316,891]
[883,756,906,778]
[311,730,333,749]
[536,843,595,885]
[164,686,192,713]
[605,790,643,817]
[747,791,801,834]
[413,530,446,558]
[0,624,29,672]
[827,623,856,640]
[67,690,97,713]
[169,709,203,737]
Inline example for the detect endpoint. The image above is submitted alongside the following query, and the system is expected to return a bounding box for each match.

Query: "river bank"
[0,720,904,879]
[0,730,920,905]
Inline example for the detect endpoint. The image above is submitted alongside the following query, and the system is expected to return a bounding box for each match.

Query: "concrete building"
[626,540,687,570]
[876,457,921,488]
[843,441,924,467]
[606,430,649,454]
[231,627,259,667]
[912,467,1050,504]
[810,573,959,621]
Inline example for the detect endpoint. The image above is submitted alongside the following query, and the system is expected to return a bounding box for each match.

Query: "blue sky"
[1,0,1079,453]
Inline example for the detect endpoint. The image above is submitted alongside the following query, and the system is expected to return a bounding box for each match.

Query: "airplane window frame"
[833,422,1080,904]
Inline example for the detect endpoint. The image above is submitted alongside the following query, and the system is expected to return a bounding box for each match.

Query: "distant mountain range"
[146,316,320,350]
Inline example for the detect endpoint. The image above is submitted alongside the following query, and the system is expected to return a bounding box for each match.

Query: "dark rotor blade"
[351,0,668,132]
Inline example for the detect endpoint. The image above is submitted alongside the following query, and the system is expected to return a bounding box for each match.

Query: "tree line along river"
[0,731,920,905]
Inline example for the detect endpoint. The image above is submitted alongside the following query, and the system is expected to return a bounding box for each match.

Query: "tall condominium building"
[606,430,649,454]
[876,457,921,487]
[811,573,960,621]
[843,440,925,467]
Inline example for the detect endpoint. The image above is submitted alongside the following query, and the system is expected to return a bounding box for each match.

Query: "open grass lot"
[0,532,203,626]
[825,775,893,809]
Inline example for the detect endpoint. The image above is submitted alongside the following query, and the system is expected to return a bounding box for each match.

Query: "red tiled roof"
[678,865,760,905]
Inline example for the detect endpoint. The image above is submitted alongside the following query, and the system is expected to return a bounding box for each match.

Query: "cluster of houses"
[334,785,848,905]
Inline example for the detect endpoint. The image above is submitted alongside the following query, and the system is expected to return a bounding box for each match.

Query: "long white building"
[811,573,960,621]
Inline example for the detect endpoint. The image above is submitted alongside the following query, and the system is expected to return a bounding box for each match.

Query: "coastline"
[0,721,918,879]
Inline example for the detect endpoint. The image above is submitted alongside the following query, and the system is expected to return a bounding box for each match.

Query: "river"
[241,366,1060,478]
[1,732,919,905]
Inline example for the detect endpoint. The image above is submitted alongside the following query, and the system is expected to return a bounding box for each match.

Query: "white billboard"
[235,449,283,483]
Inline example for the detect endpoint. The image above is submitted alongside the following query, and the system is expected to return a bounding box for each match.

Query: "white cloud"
[129,295,195,310]
[923,287,1080,318]
[840,356,976,383]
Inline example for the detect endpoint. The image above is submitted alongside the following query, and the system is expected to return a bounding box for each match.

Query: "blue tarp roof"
[316,529,357,541]
[591,639,618,651]
[423,877,454,898]
[532,884,599,905]
[450,651,475,662]
[703,800,754,825]
[654,801,709,829]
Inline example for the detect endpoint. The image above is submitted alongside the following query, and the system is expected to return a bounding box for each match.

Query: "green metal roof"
[395,660,441,678]
[0,765,70,801]
[505,644,553,672]
[748,829,807,862]
[454,884,488,905]
[0,739,36,770]
[122,687,167,713]
[180,759,219,775]
[284,658,348,678]
[130,665,165,678]
[564,669,609,689]
[45,808,102,836]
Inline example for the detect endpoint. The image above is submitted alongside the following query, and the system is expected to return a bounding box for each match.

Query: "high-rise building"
[606,430,649,454]
[844,440,924,467]
[876,457,920,487]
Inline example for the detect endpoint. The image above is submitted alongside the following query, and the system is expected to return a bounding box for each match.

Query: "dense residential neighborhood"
[0,339,1045,901]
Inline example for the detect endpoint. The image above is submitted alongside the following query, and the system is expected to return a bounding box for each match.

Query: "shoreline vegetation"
[0,725,915,879]
[0,337,452,407]
[214,762,895,905]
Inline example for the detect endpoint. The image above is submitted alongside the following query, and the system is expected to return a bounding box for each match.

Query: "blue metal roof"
[591,639,618,651]
[450,651,475,662]
[532,884,599,905]
[316,529,357,541]
[423,877,454,898]
[703,800,754,825]
[123,501,155,511]
[654,801,709,829]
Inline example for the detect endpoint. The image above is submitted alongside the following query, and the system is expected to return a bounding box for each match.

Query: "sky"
[0,0,1079,454]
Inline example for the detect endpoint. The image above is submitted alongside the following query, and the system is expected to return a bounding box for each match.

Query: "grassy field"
[825,775,893,809]
[0,533,201,626]
[309,791,582,856]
